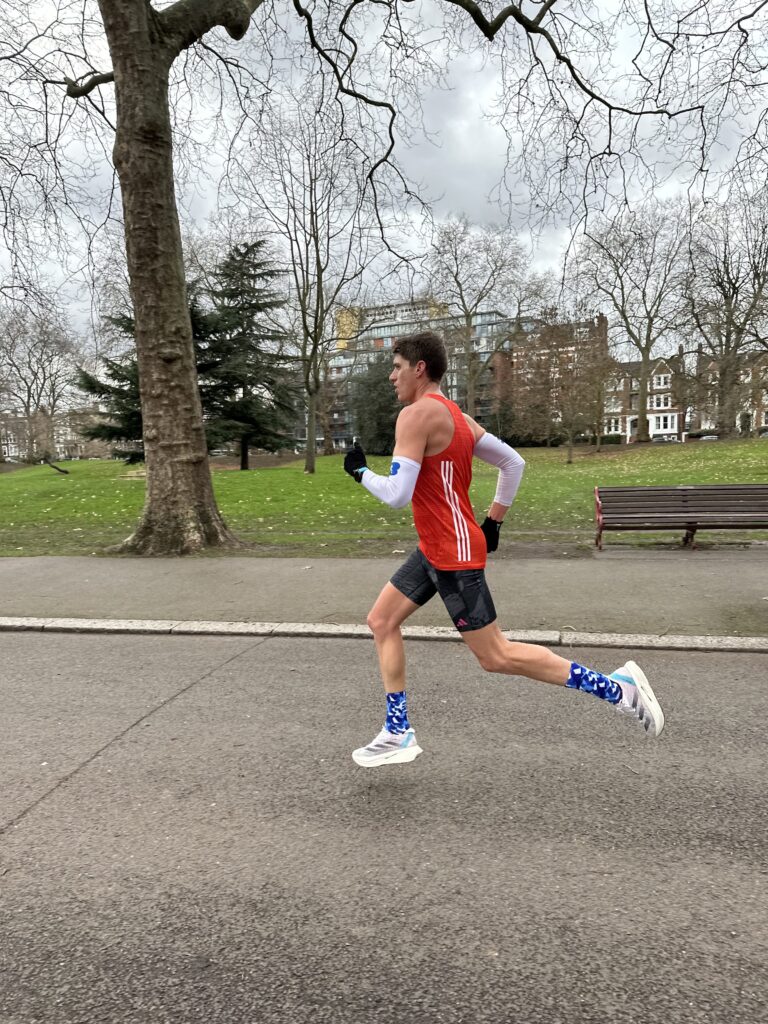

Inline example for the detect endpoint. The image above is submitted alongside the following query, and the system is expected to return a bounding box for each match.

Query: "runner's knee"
[473,644,508,674]
[367,608,397,636]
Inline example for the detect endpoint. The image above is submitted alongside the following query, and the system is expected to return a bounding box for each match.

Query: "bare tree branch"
[160,0,267,56]
[64,69,114,98]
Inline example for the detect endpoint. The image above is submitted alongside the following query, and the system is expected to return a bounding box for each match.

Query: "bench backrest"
[596,484,768,515]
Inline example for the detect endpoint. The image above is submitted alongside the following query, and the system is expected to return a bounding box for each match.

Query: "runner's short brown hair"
[393,331,447,382]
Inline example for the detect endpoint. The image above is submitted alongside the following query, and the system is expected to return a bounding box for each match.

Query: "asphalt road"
[1,633,767,1024]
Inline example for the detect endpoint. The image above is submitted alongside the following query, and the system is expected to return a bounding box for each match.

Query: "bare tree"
[494,330,558,446]
[684,192,768,436]
[231,80,397,473]
[2,1,766,552]
[550,312,616,463]
[0,300,78,460]
[426,215,535,418]
[493,308,611,460]
[578,200,688,443]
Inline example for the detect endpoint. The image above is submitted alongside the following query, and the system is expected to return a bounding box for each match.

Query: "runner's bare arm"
[392,404,429,463]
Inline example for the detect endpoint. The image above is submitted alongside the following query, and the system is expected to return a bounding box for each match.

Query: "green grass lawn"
[1,439,767,556]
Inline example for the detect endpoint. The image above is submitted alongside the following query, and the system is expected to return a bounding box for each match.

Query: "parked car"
[700,435,719,441]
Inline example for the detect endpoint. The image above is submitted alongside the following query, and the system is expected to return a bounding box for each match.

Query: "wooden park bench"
[594,484,768,549]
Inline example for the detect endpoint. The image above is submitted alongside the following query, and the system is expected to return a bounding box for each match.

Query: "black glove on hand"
[344,442,368,482]
[481,516,502,553]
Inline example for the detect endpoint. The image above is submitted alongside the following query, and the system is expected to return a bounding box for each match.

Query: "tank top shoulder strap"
[424,393,470,436]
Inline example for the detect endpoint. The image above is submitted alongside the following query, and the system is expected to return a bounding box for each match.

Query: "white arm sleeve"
[473,432,525,507]
[360,456,421,509]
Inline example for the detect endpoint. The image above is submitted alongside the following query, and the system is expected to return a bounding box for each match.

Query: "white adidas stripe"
[441,460,471,562]
[440,461,462,560]
[448,463,471,562]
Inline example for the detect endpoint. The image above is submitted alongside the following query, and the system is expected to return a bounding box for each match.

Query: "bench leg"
[595,527,603,550]
[683,527,697,548]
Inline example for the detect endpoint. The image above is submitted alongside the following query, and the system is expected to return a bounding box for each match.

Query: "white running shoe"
[610,661,665,738]
[352,727,423,768]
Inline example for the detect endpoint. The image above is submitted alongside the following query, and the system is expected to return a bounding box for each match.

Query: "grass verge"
[1,439,767,556]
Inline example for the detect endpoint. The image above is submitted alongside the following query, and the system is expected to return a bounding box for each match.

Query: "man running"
[344,330,664,767]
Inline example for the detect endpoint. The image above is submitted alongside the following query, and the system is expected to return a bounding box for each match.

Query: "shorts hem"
[455,616,497,633]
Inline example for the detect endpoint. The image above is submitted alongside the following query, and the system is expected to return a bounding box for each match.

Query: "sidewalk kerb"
[170,621,275,637]
[40,617,181,634]
[272,622,371,639]
[0,617,52,631]
[1,616,767,652]
[559,631,768,653]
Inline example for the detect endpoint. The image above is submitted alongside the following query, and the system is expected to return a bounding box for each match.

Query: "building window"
[654,416,661,430]
[605,417,621,434]
[653,374,671,389]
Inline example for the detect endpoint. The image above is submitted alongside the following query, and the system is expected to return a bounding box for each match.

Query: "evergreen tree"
[202,242,298,469]
[77,358,143,462]
[348,352,400,455]
[79,242,299,467]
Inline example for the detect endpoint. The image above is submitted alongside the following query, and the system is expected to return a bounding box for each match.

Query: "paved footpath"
[1,546,767,641]
[1,631,767,1023]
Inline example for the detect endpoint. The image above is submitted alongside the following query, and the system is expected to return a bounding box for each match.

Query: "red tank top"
[411,394,486,570]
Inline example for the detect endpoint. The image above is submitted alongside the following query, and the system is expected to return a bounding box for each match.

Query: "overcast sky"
[5,0,765,337]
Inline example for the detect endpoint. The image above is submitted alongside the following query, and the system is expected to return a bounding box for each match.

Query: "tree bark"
[98,1,241,555]
[304,390,317,474]
[319,379,335,455]
[240,435,250,470]
[637,361,651,442]
[716,351,740,437]
[465,345,477,418]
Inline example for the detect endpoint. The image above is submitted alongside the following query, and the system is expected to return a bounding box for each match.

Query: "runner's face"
[390,355,424,404]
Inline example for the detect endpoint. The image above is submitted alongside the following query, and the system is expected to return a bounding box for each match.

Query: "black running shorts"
[390,548,497,633]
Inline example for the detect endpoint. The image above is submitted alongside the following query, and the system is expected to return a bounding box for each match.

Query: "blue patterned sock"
[566,662,622,704]
[385,691,410,734]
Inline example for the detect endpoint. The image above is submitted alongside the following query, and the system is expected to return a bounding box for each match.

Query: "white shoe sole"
[625,660,665,738]
[351,744,423,768]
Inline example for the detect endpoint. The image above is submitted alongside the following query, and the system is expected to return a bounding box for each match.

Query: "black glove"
[344,442,368,482]
[481,516,502,553]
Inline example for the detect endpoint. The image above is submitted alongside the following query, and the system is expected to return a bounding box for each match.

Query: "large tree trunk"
[99,1,241,555]
[566,430,574,464]
[637,360,651,442]
[240,435,250,471]
[461,324,477,417]
[23,412,35,462]
[716,350,740,437]
[466,349,477,418]
[304,391,317,474]
[319,385,335,455]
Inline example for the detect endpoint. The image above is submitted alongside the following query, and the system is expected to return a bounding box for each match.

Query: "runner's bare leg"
[366,582,421,693]
[459,621,570,684]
